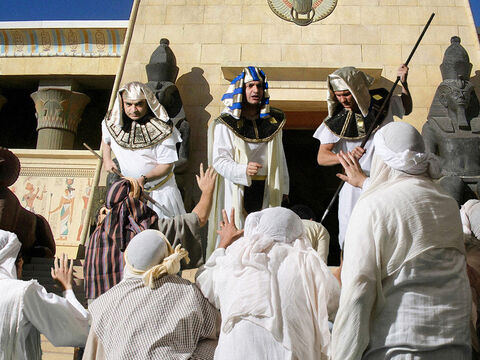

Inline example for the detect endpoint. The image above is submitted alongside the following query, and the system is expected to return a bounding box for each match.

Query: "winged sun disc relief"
[267,0,338,26]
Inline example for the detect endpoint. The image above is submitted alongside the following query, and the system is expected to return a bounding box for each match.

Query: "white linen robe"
[332,162,471,360]
[0,279,90,360]
[196,241,340,360]
[102,121,186,219]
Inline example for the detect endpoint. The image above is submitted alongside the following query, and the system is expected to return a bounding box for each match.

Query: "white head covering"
[124,229,189,288]
[0,230,21,280]
[373,121,441,178]
[110,81,169,127]
[360,122,442,203]
[222,208,307,331]
[244,206,305,243]
[201,207,334,358]
[327,66,375,117]
[460,199,480,240]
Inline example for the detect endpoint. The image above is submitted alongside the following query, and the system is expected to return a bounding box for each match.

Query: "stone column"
[31,88,90,149]
[0,94,7,112]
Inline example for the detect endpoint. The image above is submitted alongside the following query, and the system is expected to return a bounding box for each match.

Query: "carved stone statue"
[422,36,480,205]
[0,148,56,257]
[145,38,190,198]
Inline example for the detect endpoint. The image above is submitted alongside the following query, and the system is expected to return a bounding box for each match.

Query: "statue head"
[145,39,183,123]
[440,36,473,81]
[146,38,179,84]
[437,79,475,130]
[438,79,474,111]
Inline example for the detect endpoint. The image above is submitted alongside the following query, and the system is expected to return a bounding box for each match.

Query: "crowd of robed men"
[0,62,476,360]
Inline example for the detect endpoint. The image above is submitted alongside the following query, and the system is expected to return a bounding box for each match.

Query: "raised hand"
[51,253,74,291]
[218,208,244,249]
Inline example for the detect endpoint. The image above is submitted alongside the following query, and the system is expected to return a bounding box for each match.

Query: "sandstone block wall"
[122,0,480,201]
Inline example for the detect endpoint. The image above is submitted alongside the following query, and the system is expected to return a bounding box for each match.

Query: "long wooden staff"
[79,0,142,246]
[320,13,435,224]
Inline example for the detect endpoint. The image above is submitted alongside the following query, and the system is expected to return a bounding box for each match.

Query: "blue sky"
[471,0,480,27]
[0,0,134,21]
[0,0,478,26]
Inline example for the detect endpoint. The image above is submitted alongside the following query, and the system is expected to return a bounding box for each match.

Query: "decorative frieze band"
[20,167,96,178]
[0,28,125,57]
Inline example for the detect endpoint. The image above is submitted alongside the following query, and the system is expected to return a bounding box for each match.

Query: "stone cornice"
[0,25,126,57]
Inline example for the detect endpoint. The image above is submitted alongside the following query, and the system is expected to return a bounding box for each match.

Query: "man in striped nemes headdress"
[206,66,290,258]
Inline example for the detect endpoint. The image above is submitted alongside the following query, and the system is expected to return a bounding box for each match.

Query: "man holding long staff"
[314,64,412,249]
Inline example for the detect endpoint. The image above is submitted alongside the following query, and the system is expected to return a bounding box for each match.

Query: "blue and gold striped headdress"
[221,66,270,120]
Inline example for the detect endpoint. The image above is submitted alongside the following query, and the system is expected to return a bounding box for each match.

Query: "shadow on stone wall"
[176,67,213,210]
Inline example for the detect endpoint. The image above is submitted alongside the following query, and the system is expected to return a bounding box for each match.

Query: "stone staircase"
[22,257,86,360]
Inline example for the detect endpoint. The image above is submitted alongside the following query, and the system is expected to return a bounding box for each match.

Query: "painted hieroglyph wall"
[10,150,99,257]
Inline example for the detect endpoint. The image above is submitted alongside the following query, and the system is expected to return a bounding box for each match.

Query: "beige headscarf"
[124,229,189,288]
[327,66,374,117]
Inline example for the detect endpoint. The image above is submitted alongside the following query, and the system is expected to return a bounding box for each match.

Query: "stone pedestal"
[0,94,7,112]
[31,88,90,149]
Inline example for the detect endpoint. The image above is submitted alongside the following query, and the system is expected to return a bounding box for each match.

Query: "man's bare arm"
[318,143,365,166]
[192,163,217,227]
[398,64,413,116]
[137,163,173,188]
[101,140,118,173]
[317,143,339,166]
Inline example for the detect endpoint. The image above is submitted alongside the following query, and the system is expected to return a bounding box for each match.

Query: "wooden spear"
[320,13,435,224]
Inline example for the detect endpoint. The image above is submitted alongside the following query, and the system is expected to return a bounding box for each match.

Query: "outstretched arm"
[23,254,90,347]
[192,163,217,227]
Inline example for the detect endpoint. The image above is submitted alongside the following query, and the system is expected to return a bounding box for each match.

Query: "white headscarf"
[221,208,307,331]
[374,121,441,177]
[362,122,440,196]
[327,66,375,117]
[124,229,189,288]
[0,230,21,280]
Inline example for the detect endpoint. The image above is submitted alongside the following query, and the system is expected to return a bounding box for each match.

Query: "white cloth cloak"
[0,231,90,360]
[331,156,471,360]
[197,208,339,359]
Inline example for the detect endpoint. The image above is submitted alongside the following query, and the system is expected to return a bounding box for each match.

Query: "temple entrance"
[283,111,342,265]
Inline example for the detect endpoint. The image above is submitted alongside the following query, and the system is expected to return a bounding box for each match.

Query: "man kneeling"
[84,229,219,359]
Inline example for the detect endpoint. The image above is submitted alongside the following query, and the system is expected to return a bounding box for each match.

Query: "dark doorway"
[283,128,342,266]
